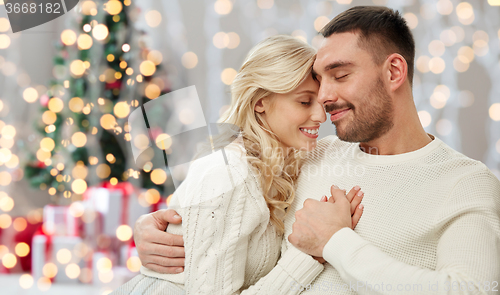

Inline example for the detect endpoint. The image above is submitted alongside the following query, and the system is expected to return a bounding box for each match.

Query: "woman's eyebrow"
[295,90,316,95]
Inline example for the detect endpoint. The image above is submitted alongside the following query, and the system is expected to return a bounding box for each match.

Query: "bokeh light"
[116,224,133,241]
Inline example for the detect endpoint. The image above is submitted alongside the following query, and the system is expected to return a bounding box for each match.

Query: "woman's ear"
[254,98,266,113]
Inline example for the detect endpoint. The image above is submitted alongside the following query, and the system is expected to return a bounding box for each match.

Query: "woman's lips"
[299,128,319,138]
[330,108,350,121]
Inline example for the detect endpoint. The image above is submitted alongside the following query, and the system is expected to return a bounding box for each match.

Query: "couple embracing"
[113,6,500,295]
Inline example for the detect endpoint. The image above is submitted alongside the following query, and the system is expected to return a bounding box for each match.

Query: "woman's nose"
[311,101,327,123]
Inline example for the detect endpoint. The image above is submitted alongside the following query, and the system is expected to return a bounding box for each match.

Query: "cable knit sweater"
[282,134,500,294]
[134,144,324,294]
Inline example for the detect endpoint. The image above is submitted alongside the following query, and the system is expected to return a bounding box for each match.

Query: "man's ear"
[385,53,408,92]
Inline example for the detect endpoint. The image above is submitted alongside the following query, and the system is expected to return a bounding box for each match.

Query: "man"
[133,6,500,294]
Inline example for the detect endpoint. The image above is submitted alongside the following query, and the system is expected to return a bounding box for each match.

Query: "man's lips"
[330,108,351,121]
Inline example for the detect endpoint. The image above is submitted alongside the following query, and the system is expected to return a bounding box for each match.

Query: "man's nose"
[317,82,338,106]
[311,101,327,123]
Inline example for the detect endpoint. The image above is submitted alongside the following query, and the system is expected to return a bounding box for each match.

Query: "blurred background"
[0,0,499,294]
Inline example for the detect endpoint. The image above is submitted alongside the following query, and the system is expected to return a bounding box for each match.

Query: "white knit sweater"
[140,144,324,294]
[283,134,500,294]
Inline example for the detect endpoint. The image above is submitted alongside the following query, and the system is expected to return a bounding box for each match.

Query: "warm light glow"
[15,242,30,257]
[145,189,161,204]
[0,34,11,49]
[213,32,229,49]
[0,18,10,33]
[69,202,84,218]
[19,274,34,289]
[0,194,14,212]
[214,0,233,14]
[65,263,80,279]
[40,137,55,152]
[147,50,163,65]
[488,0,500,5]
[110,177,118,185]
[458,46,474,63]
[93,24,109,41]
[140,60,156,76]
[70,60,86,76]
[2,253,16,268]
[181,52,198,69]
[418,111,432,128]
[489,103,500,121]
[71,132,87,147]
[0,214,12,229]
[0,171,11,186]
[13,217,27,231]
[96,257,113,273]
[116,224,133,241]
[100,114,117,129]
[456,2,474,25]
[105,0,122,15]
[106,153,116,164]
[122,43,130,52]
[71,179,87,194]
[42,111,57,125]
[69,97,84,113]
[36,149,51,162]
[96,164,111,179]
[1,125,16,139]
[145,10,162,27]
[48,97,64,113]
[126,256,141,272]
[436,0,453,15]
[453,55,470,72]
[314,16,330,32]
[151,169,167,185]
[77,34,93,50]
[37,277,51,292]
[403,13,418,29]
[221,68,237,85]
[428,57,445,74]
[145,83,161,99]
[57,248,72,264]
[428,40,445,57]
[440,29,457,46]
[23,87,38,103]
[155,133,172,150]
[114,101,130,118]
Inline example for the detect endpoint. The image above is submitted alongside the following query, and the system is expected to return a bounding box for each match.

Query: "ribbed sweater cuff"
[323,227,364,267]
[277,245,324,285]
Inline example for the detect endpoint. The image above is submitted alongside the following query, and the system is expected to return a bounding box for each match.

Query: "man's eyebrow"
[324,61,354,71]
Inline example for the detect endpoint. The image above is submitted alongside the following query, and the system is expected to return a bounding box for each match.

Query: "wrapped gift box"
[43,205,80,236]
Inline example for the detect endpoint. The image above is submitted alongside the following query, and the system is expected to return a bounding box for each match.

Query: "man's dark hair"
[320,6,416,86]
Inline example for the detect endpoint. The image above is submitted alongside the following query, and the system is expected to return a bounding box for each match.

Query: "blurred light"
[489,103,500,121]
[71,179,87,194]
[429,40,445,56]
[15,242,30,257]
[2,253,16,268]
[0,148,11,164]
[214,0,232,14]
[77,34,93,50]
[429,57,445,74]
[71,131,87,147]
[458,46,474,63]
[140,60,156,76]
[57,248,72,264]
[23,87,38,103]
[106,153,116,164]
[70,60,85,76]
[66,263,80,279]
[0,18,10,32]
[42,111,57,125]
[456,2,474,25]
[83,24,91,32]
[6,154,19,168]
[19,274,34,289]
[116,225,133,241]
[13,217,27,231]
[48,97,64,113]
[436,119,453,136]
[155,134,172,150]
[314,16,329,32]
[420,3,436,19]
[126,256,141,272]
[221,68,237,85]
[0,214,12,229]
[292,30,307,43]
[0,172,11,186]
[453,56,469,72]
[105,0,122,15]
[110,177,118,185]
[92,24,109,41]
[97,164,111,179]
[114,101,130,118]
[145,10,162,27]
[0,194,14,212]
[151,169,167,185]
[81,0,96,15]
[0,34,10,49]
[213,32,229,49]
[403,13,418,29]
[36,149,51,162]
[100,114,117,130]
[436,0,453,15]
[40,137,55,152]
[181,52,198,69]
[489,0,500,5]
[430,92,448,109]
[473,40,489,56]
[96,257,113,273]
[451,26,465,42]
[1,125,16,139]
[418,111,432,128]
[257,0,274,9]
[440,29,456,46]
[122,43,130,52]
[145,83,161,99]
[37,277,51,292]
[147,50,162,65]
[69,97,84,113]
[179,108,195,124]
[99,270,114,283]
[69,202,84,218]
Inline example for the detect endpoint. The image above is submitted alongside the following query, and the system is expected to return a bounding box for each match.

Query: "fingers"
[351,203,364,229]
[329,185,347,203]
[152,209,182,229]
[320,195,327,202]
[142,263,184,274]
[142,254,185,267]
[142,242,185,258]
[349,188,364,216]
[345,186,360,202]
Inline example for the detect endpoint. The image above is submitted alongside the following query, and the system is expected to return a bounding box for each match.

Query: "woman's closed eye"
[301,101,311,105]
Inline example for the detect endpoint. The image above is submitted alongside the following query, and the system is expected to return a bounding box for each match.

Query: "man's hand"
[134,209,185,274]
[289,185,364,258]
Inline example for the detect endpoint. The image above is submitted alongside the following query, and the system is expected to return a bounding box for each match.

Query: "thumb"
[153,209,182,228]
[330,185,346,203]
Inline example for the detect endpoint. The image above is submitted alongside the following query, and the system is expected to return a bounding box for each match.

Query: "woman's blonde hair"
[216,35,317,234]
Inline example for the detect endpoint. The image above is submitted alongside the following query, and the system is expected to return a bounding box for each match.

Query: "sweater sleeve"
[322,169,500,295]
[177,154,323,294]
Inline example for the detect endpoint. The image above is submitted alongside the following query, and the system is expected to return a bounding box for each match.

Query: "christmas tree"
[24,0,172,203]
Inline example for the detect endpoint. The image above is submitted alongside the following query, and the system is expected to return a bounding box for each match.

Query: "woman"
[113,35,363,294]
